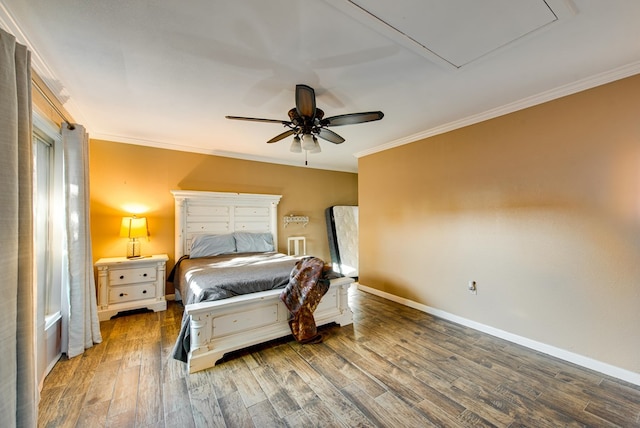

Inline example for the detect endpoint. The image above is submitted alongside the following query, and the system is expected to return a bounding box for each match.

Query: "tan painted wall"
[89,140,358,293]
[359,74,640,374]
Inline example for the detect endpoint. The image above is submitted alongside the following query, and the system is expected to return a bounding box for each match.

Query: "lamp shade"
[309,138,321,153]
[290,135,302,153]
[302,133,316,151]
[120,216,148,239]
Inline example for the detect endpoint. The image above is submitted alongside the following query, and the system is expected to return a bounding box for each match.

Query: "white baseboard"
[357,283,640,387]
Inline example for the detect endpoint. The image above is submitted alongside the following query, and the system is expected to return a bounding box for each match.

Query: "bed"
[170,190,354,373]
[325,205,359,278]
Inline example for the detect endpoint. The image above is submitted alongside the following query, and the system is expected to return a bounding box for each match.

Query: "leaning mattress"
[325,206,358,278]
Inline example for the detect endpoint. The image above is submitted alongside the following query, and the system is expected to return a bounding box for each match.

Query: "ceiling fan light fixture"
[290,136,302,153]
[310,140,321,154]
[302,133,315,151]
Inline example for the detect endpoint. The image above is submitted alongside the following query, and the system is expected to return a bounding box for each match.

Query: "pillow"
[234,232,274,253]
[189,234,236,258]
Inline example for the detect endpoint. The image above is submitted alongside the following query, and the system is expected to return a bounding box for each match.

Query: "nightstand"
[95,254,169,321]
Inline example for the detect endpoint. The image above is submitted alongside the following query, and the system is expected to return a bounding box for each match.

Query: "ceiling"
[1,0,640,172]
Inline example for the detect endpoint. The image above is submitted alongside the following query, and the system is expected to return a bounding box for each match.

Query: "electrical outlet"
[468,280,477,295]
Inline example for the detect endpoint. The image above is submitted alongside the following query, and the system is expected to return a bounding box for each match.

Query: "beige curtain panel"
[62,124,102,358]
[0,27,37,428]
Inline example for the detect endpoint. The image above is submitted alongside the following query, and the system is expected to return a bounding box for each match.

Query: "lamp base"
[126,239,141,258]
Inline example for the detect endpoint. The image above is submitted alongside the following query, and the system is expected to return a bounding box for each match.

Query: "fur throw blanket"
[280,257,330,343]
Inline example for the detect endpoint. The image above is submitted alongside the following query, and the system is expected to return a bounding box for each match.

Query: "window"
[34,129,58,316]
[33,110,65,386]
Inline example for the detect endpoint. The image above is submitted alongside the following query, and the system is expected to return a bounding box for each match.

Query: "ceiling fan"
[226,84,384,154]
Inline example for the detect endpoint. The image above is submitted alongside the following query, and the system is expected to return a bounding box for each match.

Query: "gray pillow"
[234,232,274,253]
[190,234,236,258]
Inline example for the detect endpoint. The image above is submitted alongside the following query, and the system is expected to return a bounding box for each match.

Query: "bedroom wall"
[89,141,358,294]
[358,73,640,376]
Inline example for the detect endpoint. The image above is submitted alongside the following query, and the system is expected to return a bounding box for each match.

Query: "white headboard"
[171,190,282,259]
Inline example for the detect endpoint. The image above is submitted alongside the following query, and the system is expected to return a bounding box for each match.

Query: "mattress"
[325,206,358,278]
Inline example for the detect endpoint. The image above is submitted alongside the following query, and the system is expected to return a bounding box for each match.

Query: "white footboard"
[185,277,354,373]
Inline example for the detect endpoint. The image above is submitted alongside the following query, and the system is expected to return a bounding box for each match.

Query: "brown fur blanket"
[280,257,330,343]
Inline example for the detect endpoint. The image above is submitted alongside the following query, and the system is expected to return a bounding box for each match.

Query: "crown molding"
[0,4,59,92]
[91,132,358,173]
[0,3,87,126]
[356,60,640,159]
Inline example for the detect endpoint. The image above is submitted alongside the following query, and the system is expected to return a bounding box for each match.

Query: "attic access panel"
[330,0,568,68]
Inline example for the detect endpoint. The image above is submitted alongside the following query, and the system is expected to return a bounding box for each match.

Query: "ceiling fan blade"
[322,111,384,127]
[226,115,292,125]
[317,128,345,144]
[295,84,316,119]
[266,129,296,144]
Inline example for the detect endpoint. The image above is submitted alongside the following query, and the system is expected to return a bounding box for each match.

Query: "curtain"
[0,28,37,428]
[62,125,102,358]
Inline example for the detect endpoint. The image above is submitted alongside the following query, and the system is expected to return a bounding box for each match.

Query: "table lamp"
[120,216,149,258]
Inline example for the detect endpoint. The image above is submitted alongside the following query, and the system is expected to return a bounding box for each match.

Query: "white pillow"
[190,234,236,258]
[234,232,274,253]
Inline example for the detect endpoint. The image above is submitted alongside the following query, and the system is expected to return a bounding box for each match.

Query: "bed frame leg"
[188,351,225,374]
[336,282,354,326]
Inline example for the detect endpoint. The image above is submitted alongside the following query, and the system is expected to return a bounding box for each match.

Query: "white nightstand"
[95,254,169,321]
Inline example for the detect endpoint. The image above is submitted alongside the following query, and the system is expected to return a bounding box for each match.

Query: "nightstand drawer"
[108,266,157,285]
[109,283,156,304]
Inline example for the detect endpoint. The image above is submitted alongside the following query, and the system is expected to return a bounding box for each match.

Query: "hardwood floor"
[39,287,640,427]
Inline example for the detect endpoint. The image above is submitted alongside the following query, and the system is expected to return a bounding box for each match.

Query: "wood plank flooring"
[39,287,640,427]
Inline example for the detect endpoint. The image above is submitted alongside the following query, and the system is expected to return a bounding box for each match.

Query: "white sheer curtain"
[62,125,102,357]
[0,28,37,427]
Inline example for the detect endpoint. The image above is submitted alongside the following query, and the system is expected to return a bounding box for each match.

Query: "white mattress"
[332,206,358,277]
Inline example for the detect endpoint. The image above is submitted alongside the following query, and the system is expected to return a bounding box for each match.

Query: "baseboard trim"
[357,283,640,386]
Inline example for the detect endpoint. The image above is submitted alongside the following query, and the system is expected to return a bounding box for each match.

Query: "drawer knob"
[119,293,127,297]
[119,275,124,280]
[143,273,147,277]
[143,290,147,294]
